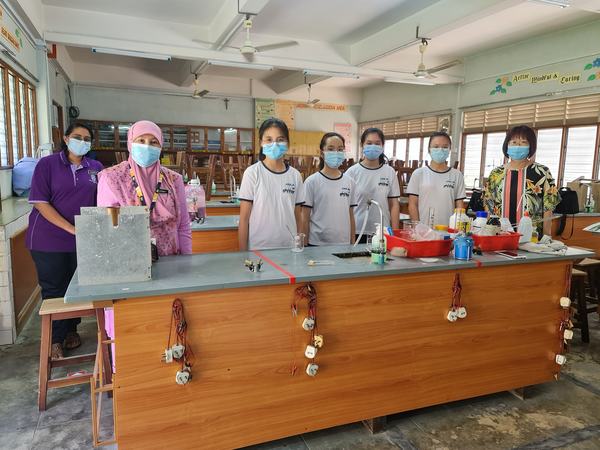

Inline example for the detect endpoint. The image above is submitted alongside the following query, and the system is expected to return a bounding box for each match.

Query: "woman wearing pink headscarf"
[97,120,191,369]
[97,120,192,255]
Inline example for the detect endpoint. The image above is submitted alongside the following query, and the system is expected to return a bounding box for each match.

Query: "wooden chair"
[38,298,97,411]
[574,257,600,309]
[571,269,593,343]
[115,151,128,164]
[163,151,187,175]
[188,154,217,201]
[397,167,415,197]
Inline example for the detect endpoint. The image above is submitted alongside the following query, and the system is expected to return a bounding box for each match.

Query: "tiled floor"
[1,306,599,449]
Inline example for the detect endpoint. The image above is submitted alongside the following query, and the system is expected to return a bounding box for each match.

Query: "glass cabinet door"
[207,128,222,152]
[173,127,189,150]
[161,126,172,150]
[117,123,131,150]
[240,129,254,152]
[190,127,206,151]
[98,122,116,149]
[223,128,238,152]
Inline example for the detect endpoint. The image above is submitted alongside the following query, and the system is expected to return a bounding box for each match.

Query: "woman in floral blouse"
[483,125,560,237]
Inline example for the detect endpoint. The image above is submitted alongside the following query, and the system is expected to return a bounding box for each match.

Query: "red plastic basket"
[385,231,453,258]
[472,232,521,251]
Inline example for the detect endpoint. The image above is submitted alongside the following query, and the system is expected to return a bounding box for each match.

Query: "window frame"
[0,60,38,167]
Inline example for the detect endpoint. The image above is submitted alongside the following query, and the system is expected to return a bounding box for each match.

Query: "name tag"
[157,188,170,194]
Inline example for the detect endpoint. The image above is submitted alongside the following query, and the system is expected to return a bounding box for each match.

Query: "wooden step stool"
[38,298,97,411]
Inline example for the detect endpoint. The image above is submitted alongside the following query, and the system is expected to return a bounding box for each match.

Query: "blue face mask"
[67,138,91,156]
[430,147,450,163]
[262,142,288,160]
[131,143,161,168]
[363,144,383,161]
[507,145,530,161]
[323,151,345,169]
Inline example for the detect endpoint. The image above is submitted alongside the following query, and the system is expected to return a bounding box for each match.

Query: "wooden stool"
[571,269,593,343]
[574,258,600,303]
[38,298,96,411]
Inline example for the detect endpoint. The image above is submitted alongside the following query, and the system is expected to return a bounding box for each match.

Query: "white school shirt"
[406,164,466,227]
[345,162,400,234]
[238,161,305,250]
[303,171,357,246]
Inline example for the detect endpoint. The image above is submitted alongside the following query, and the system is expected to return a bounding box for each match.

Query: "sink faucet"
[367,199,385,247]
[229,174,237,199]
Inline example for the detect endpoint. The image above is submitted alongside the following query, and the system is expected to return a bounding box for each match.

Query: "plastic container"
[185,177,206,222]
[453,234,474,260]
[385,230,453,258]
[472,211,488,235]
[517,211,533,243]
[472,231,521,251]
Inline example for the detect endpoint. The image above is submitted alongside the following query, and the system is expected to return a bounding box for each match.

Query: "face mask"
[67,138,91,156]
[323,151,345,169]
[507,145,530,161]
[130,143,161,168]
[430,147,450,163]
[363,144,383,161]
[262,142,288,160]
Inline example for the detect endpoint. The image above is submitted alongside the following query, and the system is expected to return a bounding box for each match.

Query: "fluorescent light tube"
[303,69,360,79]
[207,60,274,71]
[92,48,171,61]
[384,78,435,86]
[529,0,569,8]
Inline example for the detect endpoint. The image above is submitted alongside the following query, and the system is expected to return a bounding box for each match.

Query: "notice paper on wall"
[334,123,352,152]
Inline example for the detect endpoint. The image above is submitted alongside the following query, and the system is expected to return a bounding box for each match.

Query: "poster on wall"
[275,100,296,129]
[255,98,276,128]
[333,123,352,152]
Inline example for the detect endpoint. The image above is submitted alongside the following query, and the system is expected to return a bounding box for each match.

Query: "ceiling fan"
[412,38,461,80]
[305,78,320,107]
[193,15,298,59]
[191,73,209,99]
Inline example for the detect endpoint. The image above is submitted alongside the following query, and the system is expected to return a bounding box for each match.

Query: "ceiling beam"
[263,71,329,94]
[349,0,523,66]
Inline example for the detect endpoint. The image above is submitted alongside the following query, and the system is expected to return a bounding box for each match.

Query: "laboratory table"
[206,200,240,216]
[191,215,239,253]
[65,245,592,449]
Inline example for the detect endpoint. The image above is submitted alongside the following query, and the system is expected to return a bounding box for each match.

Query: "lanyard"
[129,166,165,211]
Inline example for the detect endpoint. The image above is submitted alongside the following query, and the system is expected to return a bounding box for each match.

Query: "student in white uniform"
[238,118,305,250]
[302,132,357,246]
[346,127,400,243]
[406,131,466,227]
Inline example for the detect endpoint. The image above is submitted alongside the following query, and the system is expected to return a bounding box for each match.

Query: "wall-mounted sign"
[255,98,348,129]
[255,98,276,128]
[531,72,560,84]
[1,26,21,51]
[512,72,530,83]
[560,73,581,84]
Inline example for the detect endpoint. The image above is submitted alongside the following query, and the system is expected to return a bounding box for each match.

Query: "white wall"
[73,85,255,128]
[359,83,458,122]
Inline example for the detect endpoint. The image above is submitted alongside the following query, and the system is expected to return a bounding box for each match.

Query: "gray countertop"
[64,244,593,303]
[191,215,239,231]
[206,200,240,208]
[0,197,33,226]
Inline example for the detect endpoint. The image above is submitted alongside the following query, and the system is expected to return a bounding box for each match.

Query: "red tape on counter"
[253,250,296,284]
[475,260,483,268]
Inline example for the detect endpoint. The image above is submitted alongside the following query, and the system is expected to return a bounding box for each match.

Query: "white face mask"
[67,138,91,156]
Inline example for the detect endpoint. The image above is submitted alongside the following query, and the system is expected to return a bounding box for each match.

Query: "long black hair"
[60,122,94,152]
[360,127,386,165]
[318,132,346,170]
[258,117,290,161]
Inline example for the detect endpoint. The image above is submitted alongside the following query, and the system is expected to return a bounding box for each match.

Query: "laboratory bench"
[65,244,591,449]
[0,197,38,345]
[552,213,600,256]
[191,215,238,253]
[206,199,240,216]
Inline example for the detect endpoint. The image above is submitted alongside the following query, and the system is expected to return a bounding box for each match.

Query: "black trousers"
[30,251,80,344]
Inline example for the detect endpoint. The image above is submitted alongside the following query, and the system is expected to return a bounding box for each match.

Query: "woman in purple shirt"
[27,122,103,359]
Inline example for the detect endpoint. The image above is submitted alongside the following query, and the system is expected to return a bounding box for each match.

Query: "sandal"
[51,343,64,360]
[64,331,82,350]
